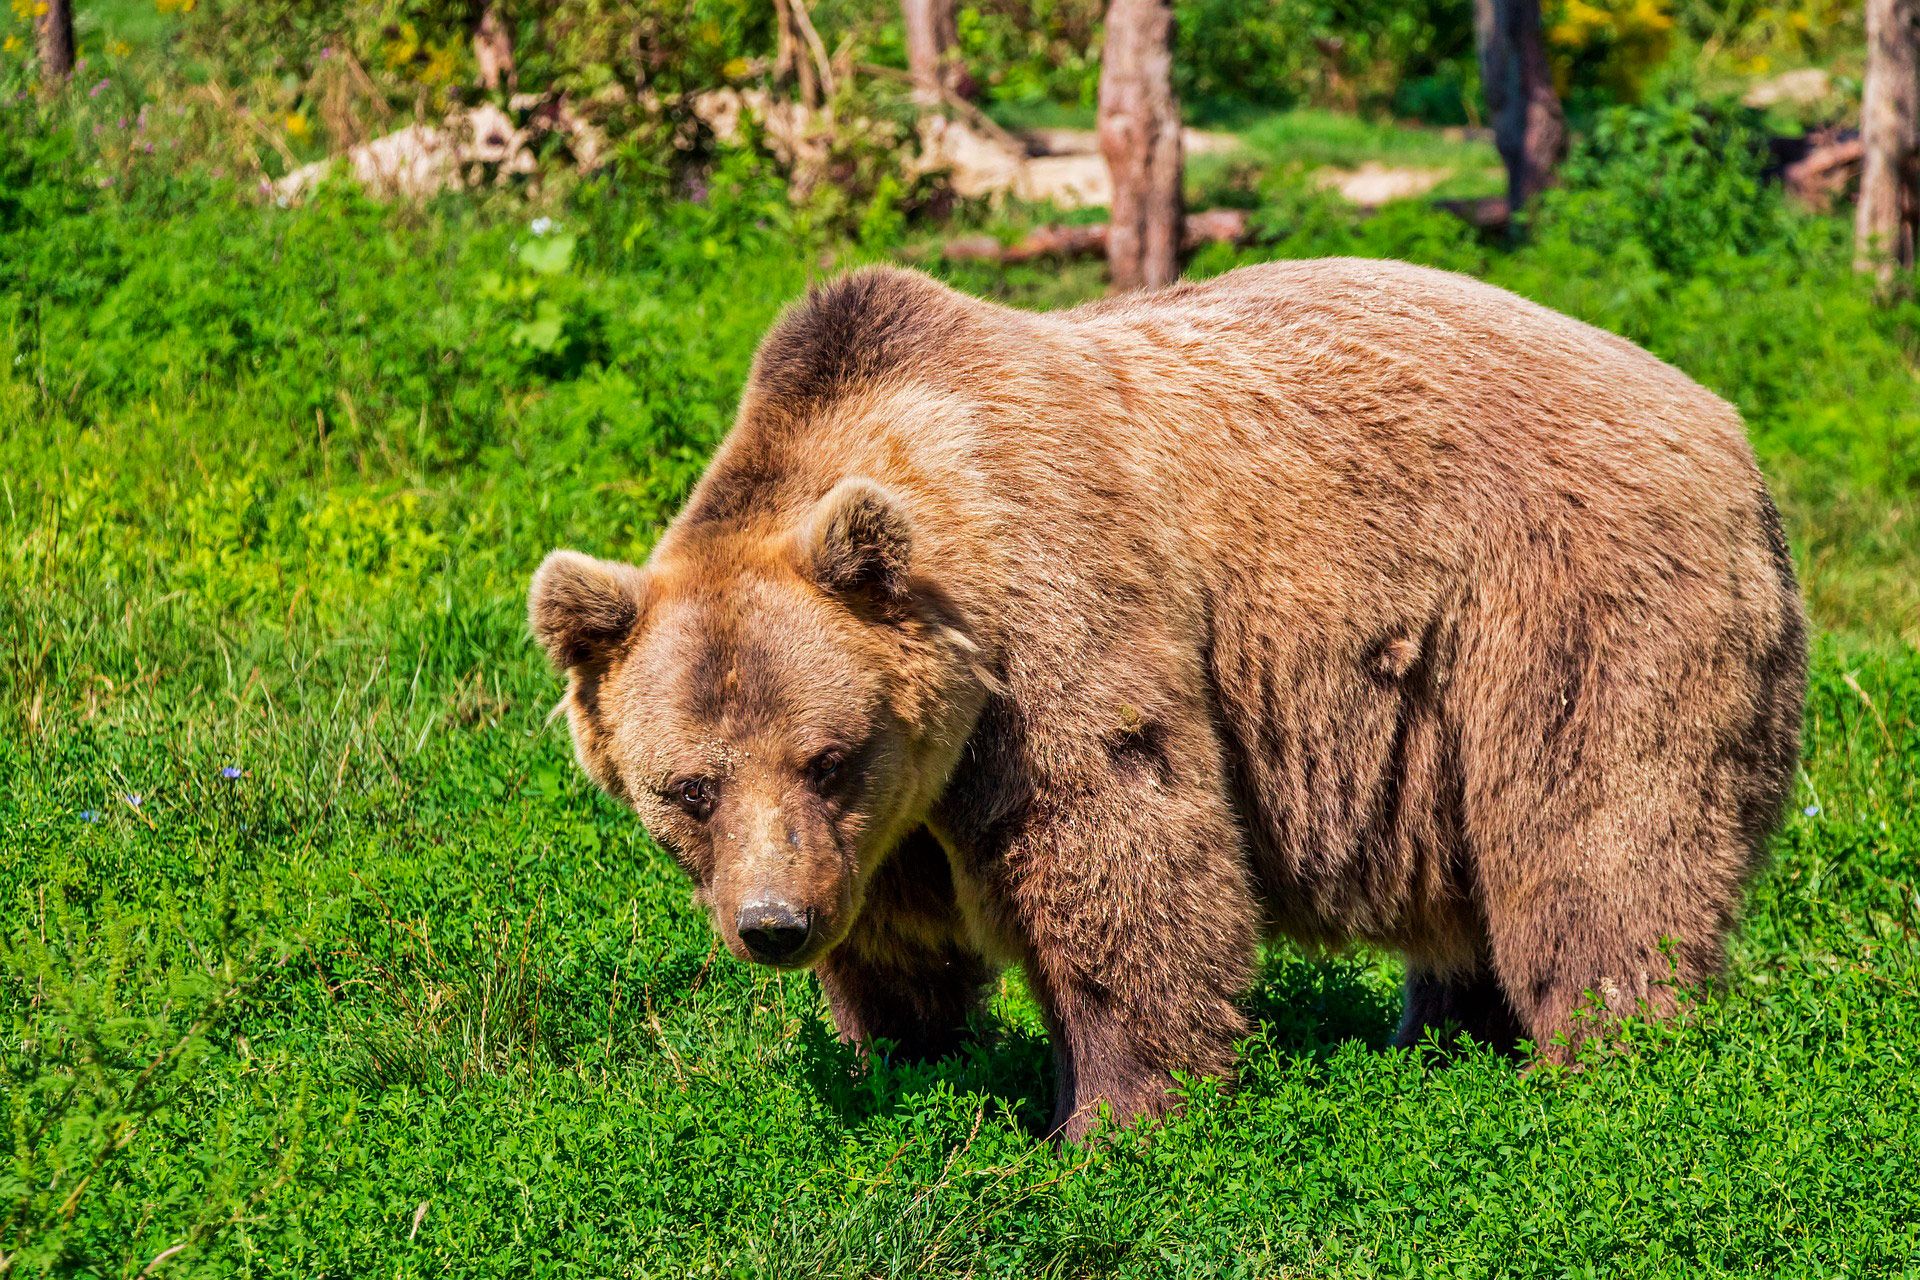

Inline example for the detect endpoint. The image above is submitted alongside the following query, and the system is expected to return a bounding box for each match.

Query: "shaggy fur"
[530,260,1807,1141]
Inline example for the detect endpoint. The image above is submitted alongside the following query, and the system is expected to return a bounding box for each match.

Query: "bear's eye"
[669,776,714,820]
[805,749,846,791]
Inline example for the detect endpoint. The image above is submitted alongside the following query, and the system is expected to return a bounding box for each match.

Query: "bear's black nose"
[737,901,812,963]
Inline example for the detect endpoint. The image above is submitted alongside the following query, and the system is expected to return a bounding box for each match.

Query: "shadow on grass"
[795,1011,1058,1136]
[1243,949,1405,1057]
[793,948,1408,1133]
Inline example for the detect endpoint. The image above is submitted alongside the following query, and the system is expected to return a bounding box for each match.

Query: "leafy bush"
[1178,0,1477,120]
[175,0,773,105]
[954,0,1105,110]
[1532,92,1792,277]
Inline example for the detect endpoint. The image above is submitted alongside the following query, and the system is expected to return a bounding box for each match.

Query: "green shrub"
[1533,92,1792,277]
[1177,0,1476,121]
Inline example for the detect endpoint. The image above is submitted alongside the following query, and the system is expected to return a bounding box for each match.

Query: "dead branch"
[1783,136,1864,213]
[856,61,1024,153]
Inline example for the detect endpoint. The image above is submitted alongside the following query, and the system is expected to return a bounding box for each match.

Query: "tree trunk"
[471,2,516,94]
[36,0,75,86]
[1475,0,1566,211]
[1855,0,1920,280]
[774,0,830,110]
[1098,0,1182,291]
[902,0,973,105]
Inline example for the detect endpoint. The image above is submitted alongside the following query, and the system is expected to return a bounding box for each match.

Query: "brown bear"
[529,259,1807,1141]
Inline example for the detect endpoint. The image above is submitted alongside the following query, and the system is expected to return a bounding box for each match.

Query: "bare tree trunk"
[774,0,830,109]
[902,0,974,104]
[472,3,516,94]
[1856,0,1920,280]
[1098,0,1182,291]
[36,0,75,86]
[1476,0,1566,211]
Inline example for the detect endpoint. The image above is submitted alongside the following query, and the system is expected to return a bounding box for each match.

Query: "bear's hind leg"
[1475,800,1743,1065]
[1395,965,1524,1054]
[816,828,991,1062]
[1458,575,1792,1064]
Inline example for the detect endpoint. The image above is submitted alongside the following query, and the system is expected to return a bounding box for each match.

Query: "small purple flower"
[118,116,128,129]
[221,766,243,780]
[124,793,142,808]
[1802,804,1820,818]
[89,78,110,98]
[80,810,100,824]
[319,45,333,60]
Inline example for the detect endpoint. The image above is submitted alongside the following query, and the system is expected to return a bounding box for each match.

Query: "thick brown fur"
[530,260,1808,1142]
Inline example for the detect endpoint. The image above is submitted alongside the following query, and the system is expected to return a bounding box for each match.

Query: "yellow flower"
[8,0,30,19]
[107,38,132,56]
[1,34,18,53]
[284,111,310,140]
[419,38,459,86]
[1628,0,1673,32]
[382,20,420,69]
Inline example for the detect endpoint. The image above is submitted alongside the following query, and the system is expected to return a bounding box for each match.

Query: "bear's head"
[529,478,991,969]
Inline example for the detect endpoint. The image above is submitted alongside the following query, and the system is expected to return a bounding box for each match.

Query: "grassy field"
[4,118,1920,1275]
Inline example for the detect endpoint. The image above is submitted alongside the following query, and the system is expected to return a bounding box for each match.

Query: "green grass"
[76,0,178,55]
[1230,107,1498,172]
[984,98,1102,135]
[4,121,1919,1275]
[1208,109,1504,203]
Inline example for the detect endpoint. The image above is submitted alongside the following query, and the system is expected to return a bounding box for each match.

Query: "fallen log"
[938,207,1249,264]
[1781,133,1858,213]
[1432,194,1511,231]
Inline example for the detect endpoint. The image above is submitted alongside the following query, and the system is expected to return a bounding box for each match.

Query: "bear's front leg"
[994,771,1260,1142]
[815,827,992,1062]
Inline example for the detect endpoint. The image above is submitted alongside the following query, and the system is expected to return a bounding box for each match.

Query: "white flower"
[530,216,554,236]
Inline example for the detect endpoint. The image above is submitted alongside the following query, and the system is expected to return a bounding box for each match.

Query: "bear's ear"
[528,550,649,670]
[793,478,914,605]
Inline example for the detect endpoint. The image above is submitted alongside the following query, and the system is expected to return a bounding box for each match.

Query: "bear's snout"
[736,899,814,965]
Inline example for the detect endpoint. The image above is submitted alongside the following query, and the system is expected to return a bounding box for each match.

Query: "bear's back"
[1052,258,1752,494]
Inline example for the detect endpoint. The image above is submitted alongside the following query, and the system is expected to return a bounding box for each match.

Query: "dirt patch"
[921,119,1237,208]
[1310,162,1456,207]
